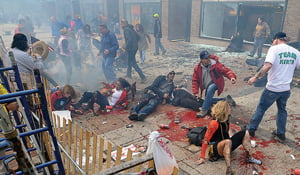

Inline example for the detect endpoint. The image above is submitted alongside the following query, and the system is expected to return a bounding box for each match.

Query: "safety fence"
[50,113,179,175]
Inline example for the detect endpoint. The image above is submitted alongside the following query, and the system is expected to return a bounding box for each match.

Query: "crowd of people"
[3,13,300,175]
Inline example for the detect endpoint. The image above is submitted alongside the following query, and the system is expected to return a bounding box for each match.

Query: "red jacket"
[192,55,236,96]
[113,90,128,108]
[50,90,72,111]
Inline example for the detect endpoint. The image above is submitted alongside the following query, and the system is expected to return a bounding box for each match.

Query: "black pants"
[172,89,204,111]
[77,91,109,110]
[126,49,145,79]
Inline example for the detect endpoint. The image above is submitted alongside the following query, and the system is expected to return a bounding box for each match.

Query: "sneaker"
[226,95,236,107]
[196,110,207,118]
[247,157,262,165]
[128,111,138,120]
[248,54,254,57]
[272,130,286,141]
[255,56,261,59]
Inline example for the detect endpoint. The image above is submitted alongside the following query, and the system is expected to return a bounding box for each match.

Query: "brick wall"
[283,0,300,42]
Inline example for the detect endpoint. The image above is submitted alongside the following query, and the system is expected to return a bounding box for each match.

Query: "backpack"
[186,126,207,146]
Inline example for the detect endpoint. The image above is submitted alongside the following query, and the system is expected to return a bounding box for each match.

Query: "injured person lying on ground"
[72,78,131,115]
[128,71,176,121]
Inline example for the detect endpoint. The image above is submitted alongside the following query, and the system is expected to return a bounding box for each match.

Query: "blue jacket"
[100,31,119,58]
[50,21,68,37]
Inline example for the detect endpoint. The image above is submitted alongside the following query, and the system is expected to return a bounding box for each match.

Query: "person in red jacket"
[192,51,237,118]
[50,84,77,111]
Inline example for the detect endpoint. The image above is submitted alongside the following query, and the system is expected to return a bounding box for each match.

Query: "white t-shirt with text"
[265,43,300,92]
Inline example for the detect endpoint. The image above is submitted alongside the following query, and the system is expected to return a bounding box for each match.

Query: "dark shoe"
[255,56,261,59]
[226,95,236,107]
[248,130,255,137]
[247,157,262,165]
[162,50,167,55]
[128,111,138,120]
[272,130,286,141]
[137,113,147,121]
[248,54,254,57]
[196,110,207,118]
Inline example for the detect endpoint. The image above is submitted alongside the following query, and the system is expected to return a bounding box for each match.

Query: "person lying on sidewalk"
[171,88,204,112]
[192,50,237,118]
[72,78,131,115]
[128,71,176,121]
[196,101,262,175]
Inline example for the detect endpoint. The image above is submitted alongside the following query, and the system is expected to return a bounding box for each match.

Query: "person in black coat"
[224,32,243,52]
[121,19,146,83]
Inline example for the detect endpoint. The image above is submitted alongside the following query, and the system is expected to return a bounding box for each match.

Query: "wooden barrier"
[50,114,179,175]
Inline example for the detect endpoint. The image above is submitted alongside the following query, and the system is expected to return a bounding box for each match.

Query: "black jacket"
[154,19,162,38]
[123,25,139,51]
[145,75,175,99]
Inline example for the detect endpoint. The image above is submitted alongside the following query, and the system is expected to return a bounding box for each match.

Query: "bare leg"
[217,139,233,174]
[242,130,252,159]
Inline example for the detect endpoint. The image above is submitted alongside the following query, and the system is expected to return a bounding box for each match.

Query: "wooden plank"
[57,114,61,141]
[172,167,179,175]
[98,137,104,172]
[92,134,97,174]
[66,119,72,175]
[95,154,154,175]
[85,131,91,173]
[62,117,67,165]
[133,154,143,172]
[72,123,78,174]
[106,142,112,169]
[115,145,122,166]
[147,160,154,168]
[123,149,133,173]
[79,127,84,168]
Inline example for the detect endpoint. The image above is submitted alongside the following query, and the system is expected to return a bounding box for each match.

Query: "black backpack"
[186,126,207,146]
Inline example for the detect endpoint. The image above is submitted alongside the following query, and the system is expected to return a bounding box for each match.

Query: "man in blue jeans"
[128,71,176,121]
[247,32,300,141]
[99,24,119,83]
[192,51,237,118]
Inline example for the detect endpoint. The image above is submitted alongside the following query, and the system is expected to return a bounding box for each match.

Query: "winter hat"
[199,50,210,59]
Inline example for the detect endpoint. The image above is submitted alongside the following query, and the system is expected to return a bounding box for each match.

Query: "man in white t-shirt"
[247,32,300,141]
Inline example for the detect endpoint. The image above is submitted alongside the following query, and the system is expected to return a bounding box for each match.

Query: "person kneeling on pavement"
[196,101,262,175]
[129,71,176,121]
[192,51,237,118]
[72,78,131,115]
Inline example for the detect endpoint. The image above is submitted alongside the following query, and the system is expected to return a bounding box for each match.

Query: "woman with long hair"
[135,23,151,66]
[197,101,262,175]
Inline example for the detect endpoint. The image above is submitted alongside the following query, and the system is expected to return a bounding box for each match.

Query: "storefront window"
[200,1,286,42]
[124,1,160,34]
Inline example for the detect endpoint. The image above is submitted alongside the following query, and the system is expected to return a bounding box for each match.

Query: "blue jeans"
[139,50,146,64]
[126,50,145,79]
[155,37,166,55]
[248,89,290,135]
[132,96,161,119]
[102,56,116,83]
[202,83,225,111]
[250,37,266,57]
